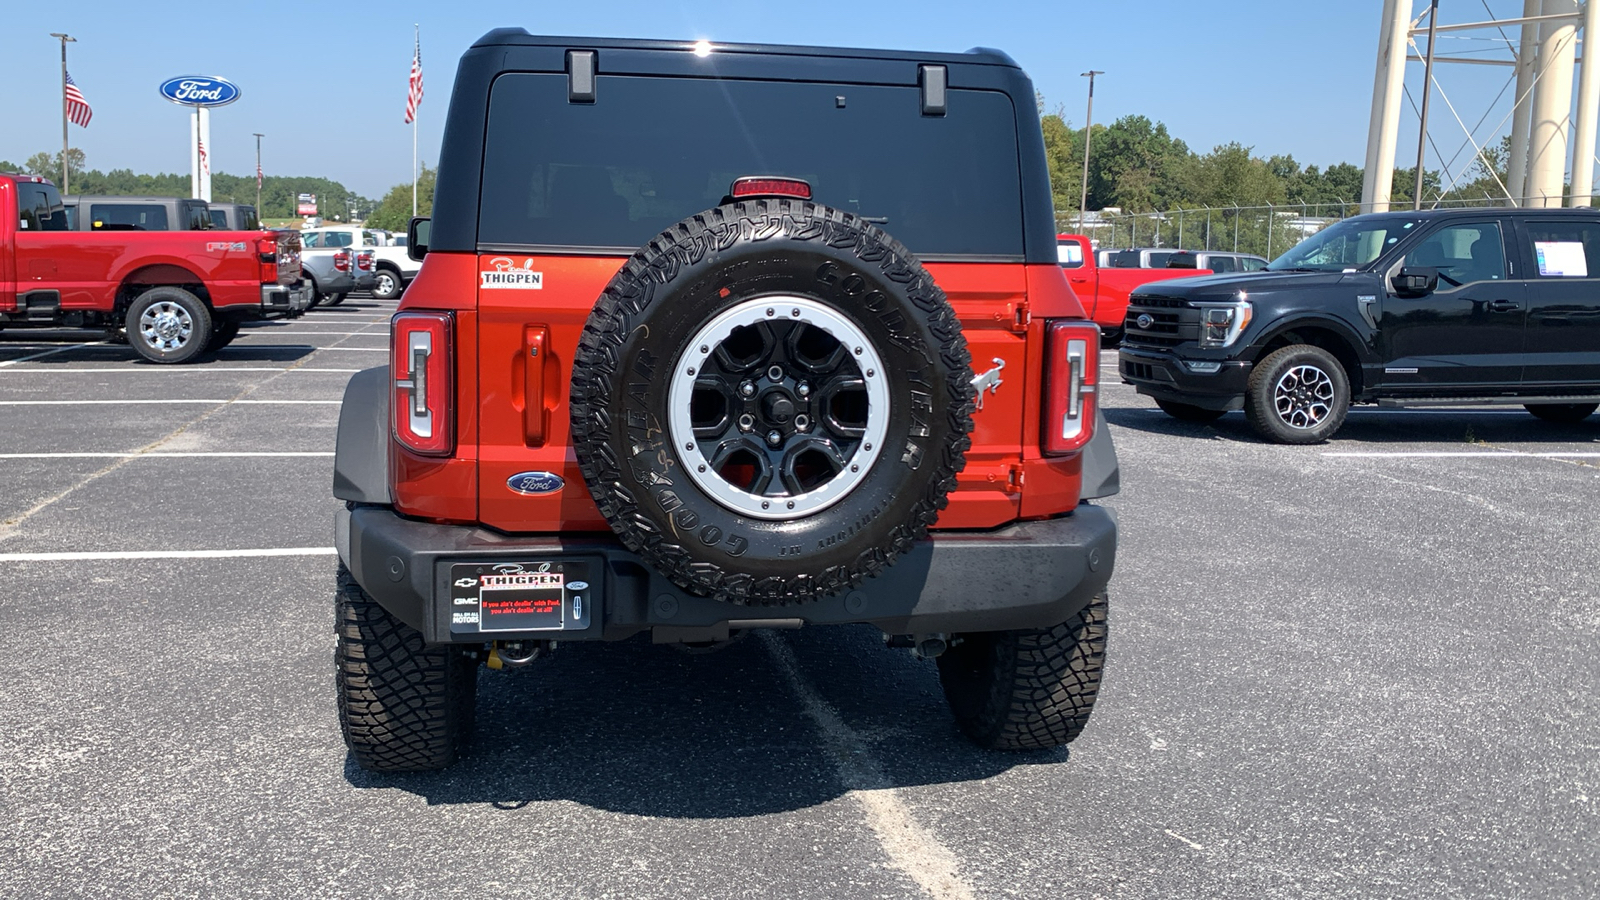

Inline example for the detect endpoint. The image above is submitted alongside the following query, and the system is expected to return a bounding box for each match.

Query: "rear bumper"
[1120,346,1252,411]
[260,283,312,316]
[337,504,1117,644]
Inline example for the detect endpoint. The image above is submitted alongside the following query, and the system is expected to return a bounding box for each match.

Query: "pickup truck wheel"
[336,564,477,772]
[303,272,322,309]
[1244,344,1350,444]
[1525,402,1598,423]
[938,593,1108,750]
[210,319,241,351]
[372,269,403,300]
[1155,399,1226,422]
[325,293,348,307]
[127,287,212,364]
[572,200,975,605]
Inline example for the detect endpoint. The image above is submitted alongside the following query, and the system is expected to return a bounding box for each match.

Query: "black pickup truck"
[1119,208,1600,442]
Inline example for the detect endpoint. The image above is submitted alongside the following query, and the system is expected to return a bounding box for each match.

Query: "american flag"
[404,34,423,124]
[257,159,263,190]
[65,71,92,127]
[198,138,208,176]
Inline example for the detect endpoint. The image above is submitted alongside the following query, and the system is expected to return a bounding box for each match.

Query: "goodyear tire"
[336,564,477,772]
[126,287,212,364]
[571,200,974,605]
[938,593,1108,750]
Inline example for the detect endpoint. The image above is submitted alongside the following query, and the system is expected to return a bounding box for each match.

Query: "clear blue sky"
[0,1,1542,200]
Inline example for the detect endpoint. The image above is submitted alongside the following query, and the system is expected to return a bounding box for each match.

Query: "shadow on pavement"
[346,625,1058,817]
[1104,403,1599,446]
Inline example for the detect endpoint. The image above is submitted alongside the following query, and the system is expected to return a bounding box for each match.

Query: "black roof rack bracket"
[920,64,947,116]
[568,50,596,103]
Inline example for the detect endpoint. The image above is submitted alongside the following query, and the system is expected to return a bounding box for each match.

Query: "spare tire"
[571,200,974,605]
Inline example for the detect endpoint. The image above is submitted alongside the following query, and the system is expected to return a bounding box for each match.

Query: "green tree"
[365,164,436,231]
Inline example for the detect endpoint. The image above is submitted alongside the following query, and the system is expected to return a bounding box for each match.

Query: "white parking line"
[760,632,976,900]
[0,341,110,367]
[1323,451,1600,458]
[0,452,334,459]
[0,400,341,406]
[0,547,336,563]
[237,331,387,336]
[0,367,361,374]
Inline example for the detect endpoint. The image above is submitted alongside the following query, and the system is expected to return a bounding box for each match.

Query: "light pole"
[253,133,264,216]
[49,33,76,194]
[1077,70,1104,234]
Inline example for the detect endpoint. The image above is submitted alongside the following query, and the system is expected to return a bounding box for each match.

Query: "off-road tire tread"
[570,199,974,606]
[938,593,1109,750]
[335,564,476,772]
[1244,343,1350,444]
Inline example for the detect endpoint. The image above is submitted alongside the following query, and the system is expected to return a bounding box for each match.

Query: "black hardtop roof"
[471,28,1019,68]
[63,195,204,204]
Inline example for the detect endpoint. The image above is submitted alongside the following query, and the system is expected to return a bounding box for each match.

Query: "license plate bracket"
[447,560,596,635]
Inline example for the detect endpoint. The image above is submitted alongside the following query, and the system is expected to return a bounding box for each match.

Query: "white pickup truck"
[300,226,420,299]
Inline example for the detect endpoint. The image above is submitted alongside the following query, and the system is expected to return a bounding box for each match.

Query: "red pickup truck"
[1,174,310,362]
[1057,234,1208,339]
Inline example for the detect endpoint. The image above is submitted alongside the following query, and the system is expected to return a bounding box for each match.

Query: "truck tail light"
[392,312,454,456]
[256,237,277,283]
[334,250,351,272]
[356,251,374,271]
[729,176,812,200]
[1043,320,1099,456]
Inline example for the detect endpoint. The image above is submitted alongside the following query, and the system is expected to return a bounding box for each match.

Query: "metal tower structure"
[1362,0,1600,211]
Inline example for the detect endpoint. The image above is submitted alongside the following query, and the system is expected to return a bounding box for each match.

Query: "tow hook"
[486,640,550,670]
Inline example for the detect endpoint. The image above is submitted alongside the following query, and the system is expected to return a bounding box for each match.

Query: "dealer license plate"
[448,560,595,634]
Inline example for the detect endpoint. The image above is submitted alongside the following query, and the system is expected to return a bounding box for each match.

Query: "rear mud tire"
[1525,402,1597,423]
[210,319,241,351]
[937,593,1109,750]
[571,199,975,606]
[1155,399,1226,423]
[336,564,477,772]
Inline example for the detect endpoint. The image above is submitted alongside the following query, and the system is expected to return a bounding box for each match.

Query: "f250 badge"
[481,257,543,290]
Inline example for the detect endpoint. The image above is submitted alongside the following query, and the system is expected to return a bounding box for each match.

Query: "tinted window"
[16,183,69,231]
[241,208,259,230]
[89,203,168,231]
[323,231,354,247]
[1403,222,1504,285]
[1207,256,1237,273]
[1241,257,1268,272]
[185,202,209,230]
[1146,251,1175,268]
[1057,241,1084,268]
[479,74,1023,257]
[210,209,229,228]
[1271,215,1423,271]
[1525,220,1600,278]
[1107,250,1141,268]
[300,231,321,248]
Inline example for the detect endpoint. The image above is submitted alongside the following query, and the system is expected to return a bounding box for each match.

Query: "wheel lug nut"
[740,381,755,397]
[797,381,810,397]
[767,430,782,446]
[739,414,754,431]
[767,365,783,381]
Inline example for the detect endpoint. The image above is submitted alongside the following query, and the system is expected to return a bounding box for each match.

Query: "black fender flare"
[1079,409,1119,500]
[333,366,391,506]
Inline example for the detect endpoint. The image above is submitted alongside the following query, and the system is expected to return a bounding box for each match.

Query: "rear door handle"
[1487,299,1521,313]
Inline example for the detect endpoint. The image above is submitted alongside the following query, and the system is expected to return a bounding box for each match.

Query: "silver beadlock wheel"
[1272,364,1335,429]
[666,296,889,520]
[138,301,195,352]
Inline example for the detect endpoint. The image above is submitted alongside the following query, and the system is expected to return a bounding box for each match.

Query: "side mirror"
[407,216,431,262]
[1393,265,1438,297]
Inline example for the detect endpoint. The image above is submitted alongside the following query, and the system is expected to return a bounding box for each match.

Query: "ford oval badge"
[507,471,564,495]
[567,581,589,591]
[1136,313,1154,330]
[158,75,242,108]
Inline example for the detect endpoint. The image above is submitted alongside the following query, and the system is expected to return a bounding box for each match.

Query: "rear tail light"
[1043,320,1100,456]
[334,250,351,272]
[256,237,277,283]
[356,251,374,271]
[392,312,454,456]
[729,176,812,200]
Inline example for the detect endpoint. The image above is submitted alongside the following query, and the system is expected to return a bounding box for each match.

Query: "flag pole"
[50,33,76,194]
[412,23,419,219]
[253,133,264,216]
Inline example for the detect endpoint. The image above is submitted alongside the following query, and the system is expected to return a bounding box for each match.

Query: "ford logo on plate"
[1136,313,1154,330]
[158,75,242,108]
[567,581,589,591]
[507,471,564,495]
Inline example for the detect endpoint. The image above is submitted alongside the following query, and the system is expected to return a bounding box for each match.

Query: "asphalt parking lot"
[1,303,1595,899]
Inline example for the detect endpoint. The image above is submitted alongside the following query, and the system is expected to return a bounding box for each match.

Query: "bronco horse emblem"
[971,358,1005,410]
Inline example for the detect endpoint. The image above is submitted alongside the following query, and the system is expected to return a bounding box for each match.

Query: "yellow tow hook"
[486,647,505,670]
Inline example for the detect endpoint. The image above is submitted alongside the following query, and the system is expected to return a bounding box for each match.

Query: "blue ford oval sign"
[507,471,564,495]
[158,76,241,108]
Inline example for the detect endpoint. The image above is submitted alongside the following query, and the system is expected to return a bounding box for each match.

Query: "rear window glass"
[1056,241,1084,268]
[16,183,69,231]
[90,203,168,231]
[210,209,229,228]
[1525,220,1600,277]
[241,208,259,230]
[478,74,1023,257]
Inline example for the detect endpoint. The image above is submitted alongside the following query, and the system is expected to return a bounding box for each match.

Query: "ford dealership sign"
[158,76,241,107]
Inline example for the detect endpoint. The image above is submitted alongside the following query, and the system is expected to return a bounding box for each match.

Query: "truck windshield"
[1268,216,1423,271]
